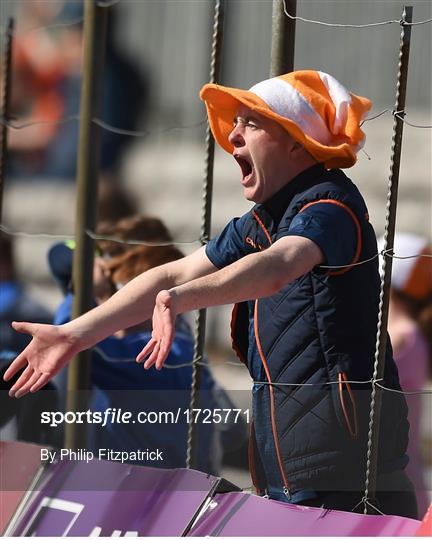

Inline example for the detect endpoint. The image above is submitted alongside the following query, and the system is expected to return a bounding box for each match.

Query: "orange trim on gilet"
[299,199,362,275]
[253,300,291,494]
[252,210,272,247]
[338,372,359,439]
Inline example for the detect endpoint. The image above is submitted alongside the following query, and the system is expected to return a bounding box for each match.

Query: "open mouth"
[234,155,253,183]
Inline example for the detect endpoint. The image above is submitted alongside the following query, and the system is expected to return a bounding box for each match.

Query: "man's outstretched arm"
[4,246,216,397]
[139,235,323,369]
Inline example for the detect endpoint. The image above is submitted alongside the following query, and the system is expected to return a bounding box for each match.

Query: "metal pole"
[270,0,296,77]
[186,0,225,470]
[0,18,14,224]
[363,6,413,513]
[65,0,108,450]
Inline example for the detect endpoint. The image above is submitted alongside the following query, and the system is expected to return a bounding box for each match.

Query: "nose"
[228,123,245,147]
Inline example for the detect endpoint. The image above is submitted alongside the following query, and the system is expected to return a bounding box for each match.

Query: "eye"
[244,117,259,129]
[233,116,259,129]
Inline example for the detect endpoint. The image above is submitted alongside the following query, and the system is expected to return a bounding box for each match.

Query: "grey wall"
[115,0,431,122]
[2,0,430,123]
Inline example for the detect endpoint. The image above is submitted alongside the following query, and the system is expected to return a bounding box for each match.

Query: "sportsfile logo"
[41,408,134,428]
[41,407,250,427]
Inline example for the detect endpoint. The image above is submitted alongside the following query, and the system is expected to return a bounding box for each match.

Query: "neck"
[289,156,319,183]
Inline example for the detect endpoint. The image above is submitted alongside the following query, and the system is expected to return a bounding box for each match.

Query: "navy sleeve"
[284,202,358,267]
[205,215,249,269]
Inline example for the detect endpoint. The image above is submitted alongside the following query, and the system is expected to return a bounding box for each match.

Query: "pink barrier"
[0,441,44,534]
[1,441,425,537]
[188,492,421,537]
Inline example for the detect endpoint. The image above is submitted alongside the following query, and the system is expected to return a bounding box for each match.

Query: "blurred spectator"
[0,230,57,444]
[378,232,432,516]
[7,1,66,177]
[8,1,148,180]
[96,215,174,258]
[48,216,229,474]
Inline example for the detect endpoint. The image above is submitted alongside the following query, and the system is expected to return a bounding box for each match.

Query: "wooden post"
[65,0,108,450]
[270,0,296,77]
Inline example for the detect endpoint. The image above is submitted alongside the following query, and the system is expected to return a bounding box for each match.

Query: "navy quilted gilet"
[231,165,409,494]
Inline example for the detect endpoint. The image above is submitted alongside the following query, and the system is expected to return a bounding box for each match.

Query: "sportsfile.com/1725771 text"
[40,407,251,428]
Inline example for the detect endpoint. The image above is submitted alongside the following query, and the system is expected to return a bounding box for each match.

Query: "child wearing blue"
[48,216,223,474]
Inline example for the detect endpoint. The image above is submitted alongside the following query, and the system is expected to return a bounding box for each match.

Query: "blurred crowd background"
[0,0,430,506]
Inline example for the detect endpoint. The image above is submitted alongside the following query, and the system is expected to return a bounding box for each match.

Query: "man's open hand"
[136,290,177,371]
[4,322,80,398]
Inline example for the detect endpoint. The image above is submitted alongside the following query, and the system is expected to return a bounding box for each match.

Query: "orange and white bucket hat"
[200,70,372,169]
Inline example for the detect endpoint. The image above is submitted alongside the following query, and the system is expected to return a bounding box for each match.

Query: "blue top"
[206,202,357,383]
[206,202,357,270]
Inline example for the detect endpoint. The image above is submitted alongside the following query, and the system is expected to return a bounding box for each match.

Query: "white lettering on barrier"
[90,527,138,537]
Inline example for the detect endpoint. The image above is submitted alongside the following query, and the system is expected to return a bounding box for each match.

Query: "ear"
[286,138,303,158]
[292,140,305,152]
[291,140,317,165]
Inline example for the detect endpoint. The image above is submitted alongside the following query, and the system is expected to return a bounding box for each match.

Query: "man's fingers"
[3,353,28,382]
[14,371,41,399]
[137,295,176,370]
[11,321,35,335]
[30,373,51,393]
[155,337,172,371]
[144,341,160,370]
[8,365,33,396]
[136,339,157,363]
